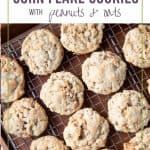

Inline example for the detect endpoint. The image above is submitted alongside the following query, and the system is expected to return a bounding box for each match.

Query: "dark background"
[1,24,36,44]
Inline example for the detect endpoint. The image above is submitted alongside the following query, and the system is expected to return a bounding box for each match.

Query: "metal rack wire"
[1,24,150,150]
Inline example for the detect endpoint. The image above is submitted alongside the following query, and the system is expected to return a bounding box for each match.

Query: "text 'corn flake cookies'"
[21,29,64,75]
[122,25,150,68]
[63,108,109,150]
[30,136,68,150]
[124,128,150,150]
[147,79,150,94]
[82,51,127,95]
[61,24,104,54]
[40,71,84,115]
[108,90,150,133]
[3,98,48,138]
[1,55,25,103]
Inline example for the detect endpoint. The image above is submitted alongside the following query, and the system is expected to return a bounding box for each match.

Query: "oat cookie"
[40,71,84,115]
[122,25,150,68]
[1,55,25,103]
[21,29,64,75]
[3,98,48,138]
[30,136,68,150]
[108,90,150,133]
[124,128,150,150]
[63,108,109,150]
[147,79,150,94]
[61,24,104,54]
[82,51,127,95]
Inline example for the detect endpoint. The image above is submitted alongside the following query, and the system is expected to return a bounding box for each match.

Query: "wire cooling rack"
[1,24,150,150]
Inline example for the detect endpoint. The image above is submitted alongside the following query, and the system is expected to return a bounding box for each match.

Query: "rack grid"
[1,24,150,150]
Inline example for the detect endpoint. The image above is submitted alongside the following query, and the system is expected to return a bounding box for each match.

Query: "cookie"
[63,108,109,150]
[30,136,68,150]
[1,55,25,103]
[21,29,64,75]
[82,51,127,95]
[147,79,150,94]
[108,90,150,133]
[61,24,104,54]
[40,71,84,115]
[3,98,48,138]
[124,128,150,150]
[122,25,150,68]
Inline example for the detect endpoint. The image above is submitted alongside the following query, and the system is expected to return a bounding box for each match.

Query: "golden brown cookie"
[82,51,127,95]
[3,98,48,138]
[21,29,64,75]
[108,90,150,133]
[124,128,150,150]
[63,108,109,150]
[61,24,104,54]
[30,136,68,150]
[122,25,150,68]
[40,71,84,115]
[1,55,25,103]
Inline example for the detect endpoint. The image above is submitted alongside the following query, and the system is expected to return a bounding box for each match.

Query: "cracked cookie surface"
[1,55,25,103]
[21,29,64,75]
[108,90,150,133]
[122,25,150,68]
[63,108,109,150]
[124,128,150,150]
[3,98,48,138]
[61,24,104,54]
[30,136,68,150]
[40,71,84,115]
[82,51,127,95]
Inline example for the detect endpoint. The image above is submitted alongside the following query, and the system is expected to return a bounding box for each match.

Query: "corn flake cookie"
[124,128,150,150]
[40,71,84,115]
[122,25,150,68]
[3,98,48,138]
[82,51,127,95]
[30,136,68,150]
[61,23,104,54]
[63,108,109,150]
[108,90,150,133]
[1,55,25,103]
[21,29,64,75]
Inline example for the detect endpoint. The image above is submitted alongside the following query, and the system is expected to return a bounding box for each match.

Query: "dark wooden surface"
[1,24,37,44]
